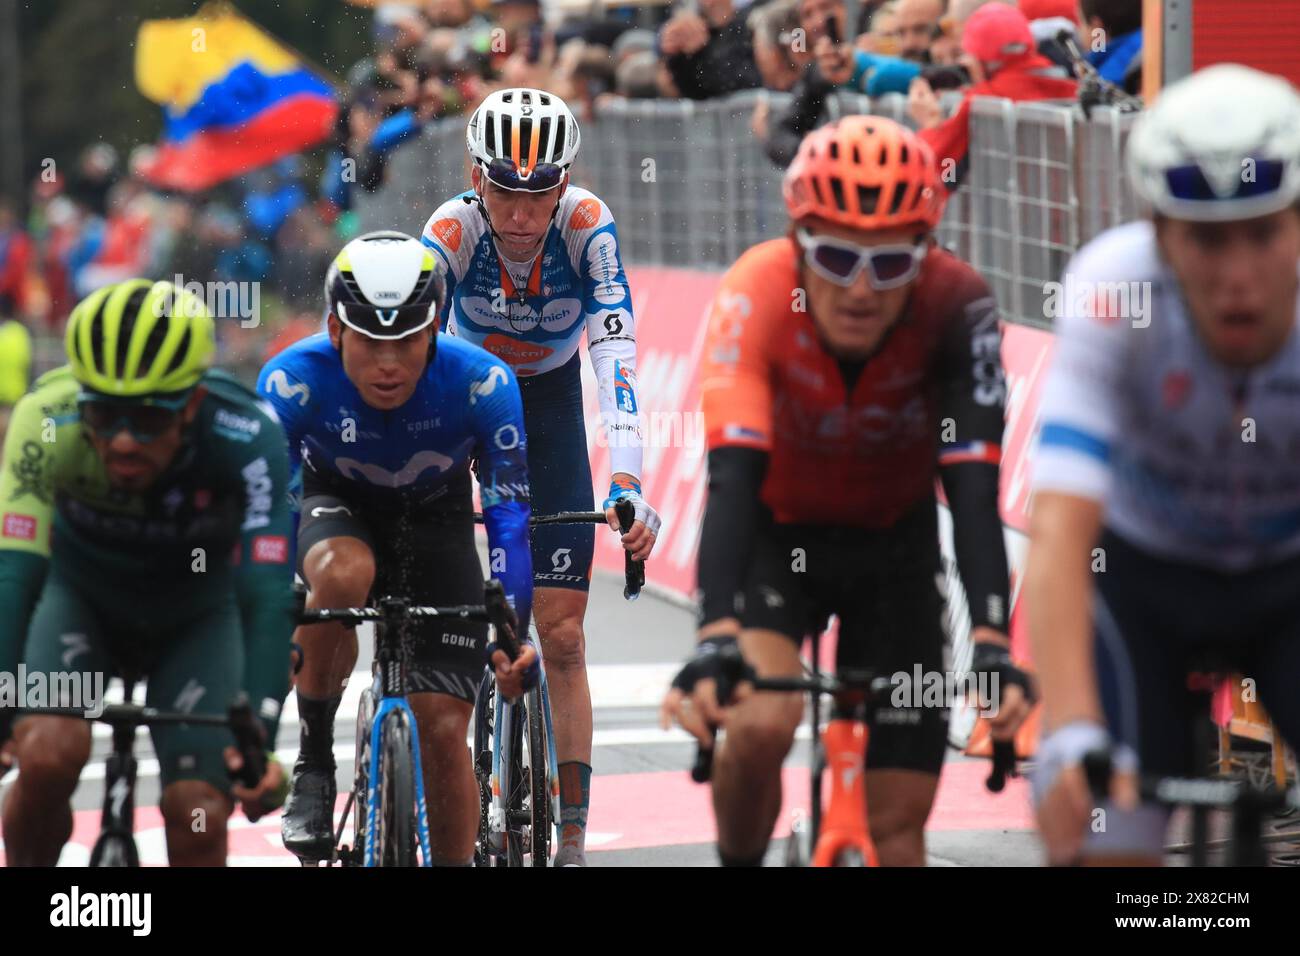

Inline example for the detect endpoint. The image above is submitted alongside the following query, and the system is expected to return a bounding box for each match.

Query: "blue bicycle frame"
[363,683,434,867]
[487,643,560,858]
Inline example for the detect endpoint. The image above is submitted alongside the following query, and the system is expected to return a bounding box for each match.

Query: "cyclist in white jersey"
[1026,64,1300,864]
[420,88,662,866]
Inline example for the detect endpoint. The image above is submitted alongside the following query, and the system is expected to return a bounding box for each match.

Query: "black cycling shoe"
[281,758,337,861]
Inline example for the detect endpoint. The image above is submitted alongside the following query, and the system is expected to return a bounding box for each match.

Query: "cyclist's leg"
[845,508,947,867]
[711,522,812,865]
[1081,530,1193,864]
[390,508,486,866]
[142,599,245,866]
[284,490,376,854]
[1235,552,1300,778]
[1,570,107,865]
[519,358,597,864]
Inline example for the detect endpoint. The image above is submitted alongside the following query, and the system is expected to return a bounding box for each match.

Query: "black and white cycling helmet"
[324,231,443,339]
[466,87,581,192]
[1127,64,1300,222]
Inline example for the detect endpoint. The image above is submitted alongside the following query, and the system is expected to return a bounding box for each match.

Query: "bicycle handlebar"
[472,507,644,600]
[20,697,267,789]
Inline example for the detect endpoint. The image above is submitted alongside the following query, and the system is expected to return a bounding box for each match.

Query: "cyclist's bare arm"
[1025,491,1105,732]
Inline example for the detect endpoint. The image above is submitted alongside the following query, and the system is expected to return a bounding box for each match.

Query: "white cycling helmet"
[324,231,443,340]
[466,88,581,192]
[1127,64,1300,222]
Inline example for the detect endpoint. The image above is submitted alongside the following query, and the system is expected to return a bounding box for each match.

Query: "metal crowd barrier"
[353,91,1142,330]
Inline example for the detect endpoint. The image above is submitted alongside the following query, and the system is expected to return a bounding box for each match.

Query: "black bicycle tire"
[505,701,526,867]
[376,710,418,867]
[89,833,137,868]
[350,688,375,866]
[527,685,550,866]
[472,671,495,867]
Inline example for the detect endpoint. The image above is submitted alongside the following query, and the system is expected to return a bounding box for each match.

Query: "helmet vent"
[137,310,171,376]
[829,176,847,212]
[889,184,907,215]
[163,325,191,379]
[484,110,498,156]
[501,114,514,158]
[117,286,152,379]
[406,270,433,306]
[502,91,514,103]
[829,140,840,161]
[538,115,553,163]
[858,185,880,215]
[554,116,568,162]
[539,92,551,106]
[879,145,888,165]
[900,143,909,164]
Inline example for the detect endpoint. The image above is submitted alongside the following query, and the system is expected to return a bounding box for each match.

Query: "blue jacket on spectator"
[1087,28,1141,87]
[849,50,922,96]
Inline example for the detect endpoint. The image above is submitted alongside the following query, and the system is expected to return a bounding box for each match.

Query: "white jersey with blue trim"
[1032,220,1300,571]
[419,185,643,480]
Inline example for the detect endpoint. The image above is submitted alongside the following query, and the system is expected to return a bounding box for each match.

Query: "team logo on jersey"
[334,450,454,487]
[2,513,35,541]
[481,333,554,367]
[586,234,625,306]
[569,198,601,231]
[428,218,462,252]
[614,361,638,414]
[1162,369,1193,409]
[469,365,509,405]
[252,535,289,564]
[264,370,310,406]
[551,548,572,573]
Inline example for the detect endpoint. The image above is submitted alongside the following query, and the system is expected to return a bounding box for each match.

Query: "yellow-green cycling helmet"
[66,279,215,397]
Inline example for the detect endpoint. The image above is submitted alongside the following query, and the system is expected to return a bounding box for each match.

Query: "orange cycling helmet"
[783,116,946,231]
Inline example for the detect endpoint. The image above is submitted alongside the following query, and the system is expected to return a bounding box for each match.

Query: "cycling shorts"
[21,568,244,796]
[738,499,949,775]
[298,474,488,703]
[518,353,595,592]
[1088,528,1300,856]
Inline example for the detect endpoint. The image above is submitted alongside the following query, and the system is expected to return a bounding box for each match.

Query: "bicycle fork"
[810,717,879,867]
[364,696,434,867]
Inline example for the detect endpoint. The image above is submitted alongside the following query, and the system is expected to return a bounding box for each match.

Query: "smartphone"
[825,13,842,46]
[525,23,543,65]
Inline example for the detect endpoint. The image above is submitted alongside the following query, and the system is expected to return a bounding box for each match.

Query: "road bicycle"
[19,680,265,867]
[295,581,515,866]
[691,628,1016,866]
[471,500,643,867]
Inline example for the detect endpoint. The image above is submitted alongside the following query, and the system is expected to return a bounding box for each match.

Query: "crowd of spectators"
[0,0,1144,389]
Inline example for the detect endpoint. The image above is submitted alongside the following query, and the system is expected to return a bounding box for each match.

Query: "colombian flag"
[134,4,337,192]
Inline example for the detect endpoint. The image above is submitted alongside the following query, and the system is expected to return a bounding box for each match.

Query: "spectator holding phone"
[762,0,921,168]
[911,2,1077,189]
[659,0,762,100]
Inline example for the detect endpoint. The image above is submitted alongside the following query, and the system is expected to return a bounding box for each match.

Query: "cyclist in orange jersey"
[662,116,1034,866]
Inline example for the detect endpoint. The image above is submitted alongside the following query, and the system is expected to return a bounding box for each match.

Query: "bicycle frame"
[485,650,560,859]
[363,691,434,867]
[808,712,878,867]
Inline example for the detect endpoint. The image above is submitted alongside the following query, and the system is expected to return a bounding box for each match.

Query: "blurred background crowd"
[0,0,1142,394]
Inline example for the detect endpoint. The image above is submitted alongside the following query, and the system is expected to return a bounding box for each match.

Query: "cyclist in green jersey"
[0,279,295,866]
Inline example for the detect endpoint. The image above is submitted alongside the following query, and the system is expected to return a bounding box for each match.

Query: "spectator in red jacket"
[909,2,1078,189]
[0,202,34,320]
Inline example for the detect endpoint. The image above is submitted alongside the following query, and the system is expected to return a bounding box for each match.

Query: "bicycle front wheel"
[526,685,551,867]
[373,710,418,867]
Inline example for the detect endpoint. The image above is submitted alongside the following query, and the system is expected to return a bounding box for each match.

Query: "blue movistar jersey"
[256,332,533,628]
[419,185,644,481]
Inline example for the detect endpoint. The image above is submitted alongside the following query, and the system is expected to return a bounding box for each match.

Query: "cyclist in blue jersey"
[257,231,537,865]
[420,88,662,866]
[1026,65,1300,865]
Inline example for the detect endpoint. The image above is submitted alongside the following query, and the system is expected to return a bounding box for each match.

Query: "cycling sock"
[718,849,765,867]
[296,691,342,769]
[556,761,592,852]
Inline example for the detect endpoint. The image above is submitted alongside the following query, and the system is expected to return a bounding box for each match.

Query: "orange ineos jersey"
[701,238,1006,528]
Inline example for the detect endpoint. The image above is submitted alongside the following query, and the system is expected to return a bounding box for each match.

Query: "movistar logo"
[377,309,399,326]
[264,370,310,406]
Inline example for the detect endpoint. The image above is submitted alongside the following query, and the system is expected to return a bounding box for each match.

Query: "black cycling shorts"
[1094,528,1300,778]
[297,482,487,703]
[738,499,949,775]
